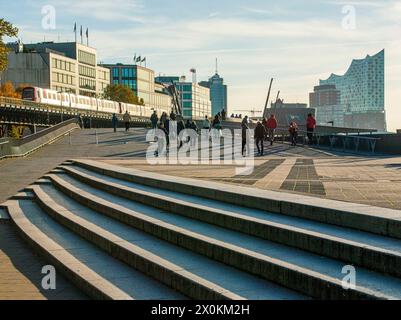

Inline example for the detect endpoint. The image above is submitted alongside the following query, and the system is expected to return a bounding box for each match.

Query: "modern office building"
[310,85,346,127]
[156,76,212,119]
[174,82,212,119]
[2,41,110,97]
[102,63,172,114]
[155,76,180,85]
[318,49,386,131]
[199,71,227,117]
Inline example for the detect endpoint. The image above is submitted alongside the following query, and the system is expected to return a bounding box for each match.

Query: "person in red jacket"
[266,114,278,146]
[306,113,317,145]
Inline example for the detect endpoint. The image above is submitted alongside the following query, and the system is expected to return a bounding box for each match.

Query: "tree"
[102,84,144,105]
[0,81,20,98]
[0,19,18,72]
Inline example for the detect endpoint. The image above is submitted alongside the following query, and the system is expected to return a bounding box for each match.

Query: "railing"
[0,96,152,128]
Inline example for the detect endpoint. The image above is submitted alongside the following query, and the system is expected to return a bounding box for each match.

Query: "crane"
[262,78,274,119]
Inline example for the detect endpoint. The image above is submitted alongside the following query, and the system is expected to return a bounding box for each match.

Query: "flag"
[86,28,89,38]
[73,23,76,33]
[133,54,137,63]
[141,57,146,63]
[136,56,142,63]
[80,26,83,37]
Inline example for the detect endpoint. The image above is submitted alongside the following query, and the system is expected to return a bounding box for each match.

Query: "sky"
[1,0,401,131]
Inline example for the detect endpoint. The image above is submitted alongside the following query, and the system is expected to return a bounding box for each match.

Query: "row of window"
[78,50,96,66]
[98,70,109,81]
[112,67,137,79]
[79,65,96,78]
[52,58,75,72]
[79,77,96,91]
[52,72,75,85]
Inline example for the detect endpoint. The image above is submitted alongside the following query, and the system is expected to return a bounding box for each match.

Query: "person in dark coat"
[241,116,250,156]
[150,111,159,129]
[254,121,267,156]
[111,113,118,132]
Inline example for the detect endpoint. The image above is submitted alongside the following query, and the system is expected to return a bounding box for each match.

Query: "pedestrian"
[262,118,268,140]
[170,109,176,121]
[123,111,131,132]
[221,109,226,121]
[289,121,298,146]
[150,111,158,129]
[111,113,118,133]
[160,112,167,126]
[202,115,210,130]
[241,116,250,156]
[254,121,266,156]
[267,114,278,146]
[306,113,317,145]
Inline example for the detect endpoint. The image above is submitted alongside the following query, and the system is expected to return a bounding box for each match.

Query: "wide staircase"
[4,159,401,300]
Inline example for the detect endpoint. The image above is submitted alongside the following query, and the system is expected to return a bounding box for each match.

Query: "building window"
[113,68,119,78]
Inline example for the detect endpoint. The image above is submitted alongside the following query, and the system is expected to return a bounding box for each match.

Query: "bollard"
[69,132,72,145]
[95,129,99,145]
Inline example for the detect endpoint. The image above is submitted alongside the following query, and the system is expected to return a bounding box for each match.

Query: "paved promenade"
[1,127,401,299]
[102,143,401,211]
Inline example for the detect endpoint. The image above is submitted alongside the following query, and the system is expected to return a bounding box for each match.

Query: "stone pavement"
[0,127,148,300]
[2,128,401,299]
[101,142,401,211]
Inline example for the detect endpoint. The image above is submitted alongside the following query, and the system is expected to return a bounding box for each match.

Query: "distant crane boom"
[263,78,274,118]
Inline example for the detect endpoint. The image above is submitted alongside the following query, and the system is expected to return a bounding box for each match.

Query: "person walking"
[160,112,167,126]
[306,113,317,145]
[123,111,131,132]
[112,113,118,133]
[150,111,159,129]
[241,116,250,156]
[202,115,210,130]
[262,117,268,141]
[254,121,267,156]
[289,121,298,146]
[267,114,278,146]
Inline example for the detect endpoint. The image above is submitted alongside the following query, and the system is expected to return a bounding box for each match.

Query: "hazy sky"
[2,0,400,131]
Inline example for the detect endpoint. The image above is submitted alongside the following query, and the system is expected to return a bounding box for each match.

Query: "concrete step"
[41,173,401,300]
[6,199,187,300]
[58,164,401,279]
[4,200,133,300]
[71,159,401,240]
[29,184,305,300]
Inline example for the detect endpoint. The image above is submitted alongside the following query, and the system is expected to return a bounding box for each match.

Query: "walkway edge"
[72,159,401,239]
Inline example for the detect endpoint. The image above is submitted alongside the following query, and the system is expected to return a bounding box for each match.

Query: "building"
[102,63,172,115]
[155,76,180,85]
[156,76,212,119]
[271,99,307,109]
[2,41,110,97]
[175,82,211,119]
[310,85,346,127]
[199,71,227,117]
[319,49,386,131]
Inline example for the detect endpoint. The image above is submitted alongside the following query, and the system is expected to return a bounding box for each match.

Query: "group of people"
[243,113,317,156]
[111,111,132,133]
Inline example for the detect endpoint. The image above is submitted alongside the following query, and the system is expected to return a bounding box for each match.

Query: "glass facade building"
[175,82,212,119]
[102,63,172,115]
[199,73,227,117]
[319,49,386,131]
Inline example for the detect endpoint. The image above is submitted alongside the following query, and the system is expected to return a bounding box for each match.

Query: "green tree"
[0,19,18,72]
[102,84,144,105]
